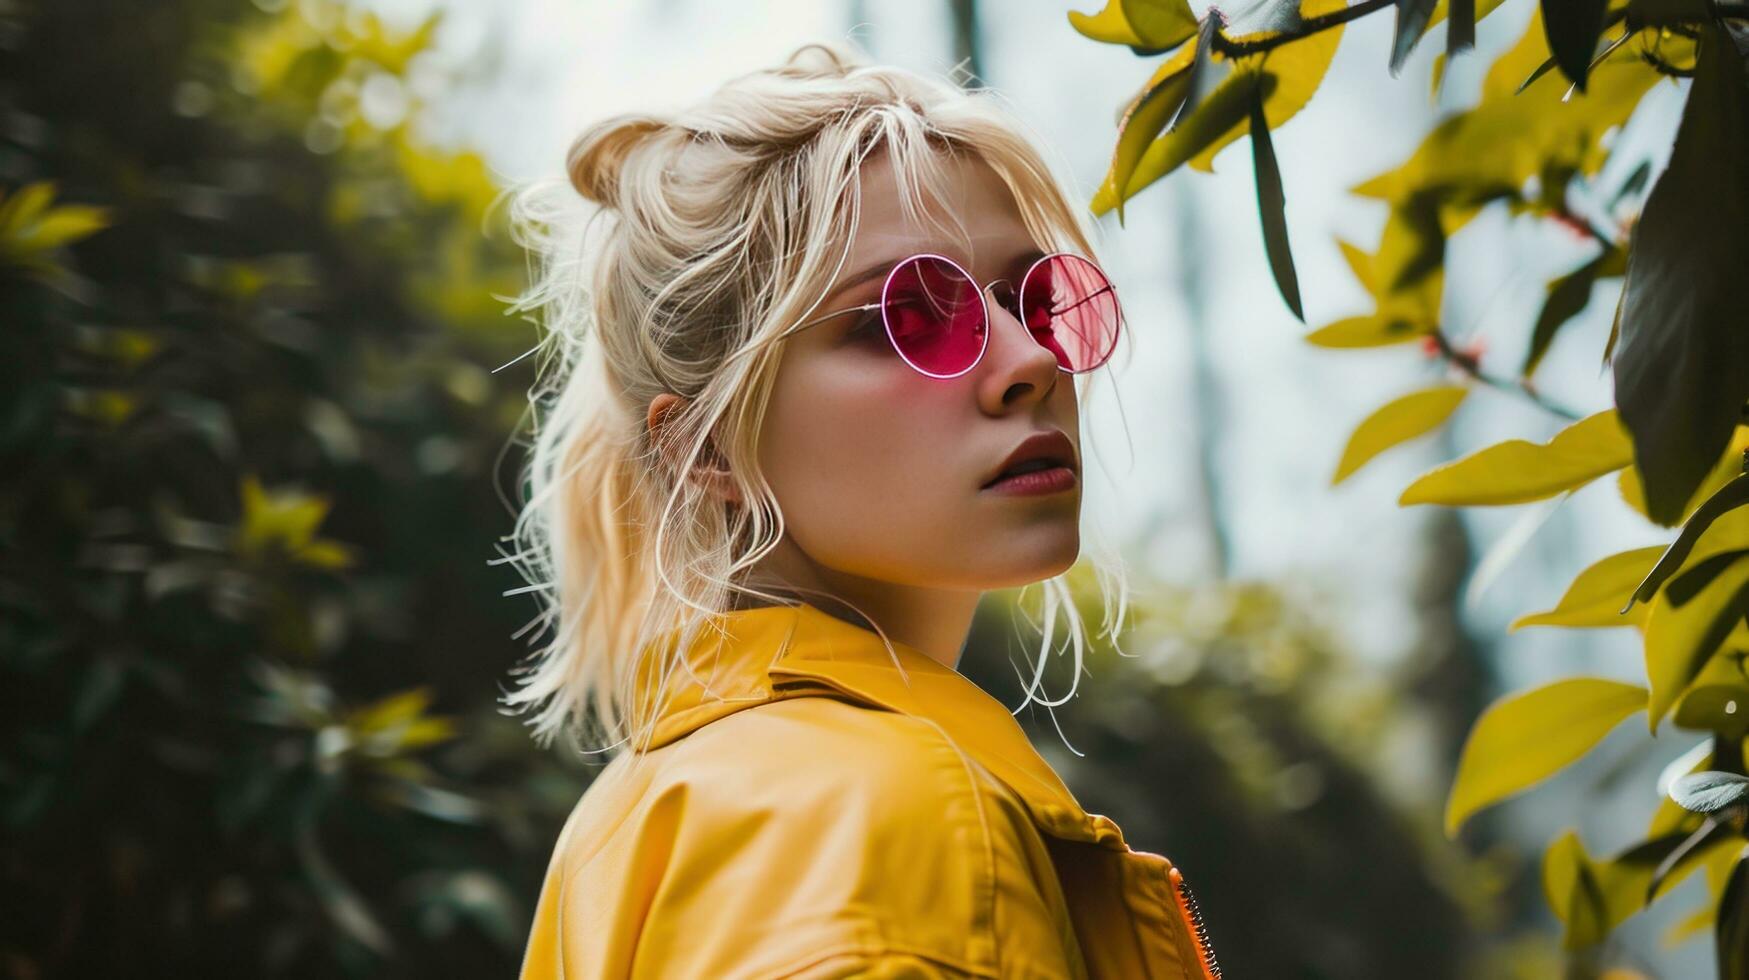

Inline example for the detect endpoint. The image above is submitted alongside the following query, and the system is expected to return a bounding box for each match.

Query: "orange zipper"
[1167,865,1222,980]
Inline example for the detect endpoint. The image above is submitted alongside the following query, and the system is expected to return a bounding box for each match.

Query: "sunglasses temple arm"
[1045,284,1117,317]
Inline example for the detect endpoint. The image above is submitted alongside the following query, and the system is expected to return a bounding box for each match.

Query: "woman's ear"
[647,392,742,506]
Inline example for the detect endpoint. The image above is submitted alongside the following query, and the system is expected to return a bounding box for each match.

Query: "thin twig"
[1430,330,1587,422]
[1206,0,1746,62]
[1212,0,1397,58]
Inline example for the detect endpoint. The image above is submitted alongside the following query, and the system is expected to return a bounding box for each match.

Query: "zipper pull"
[1167,865,1222,980]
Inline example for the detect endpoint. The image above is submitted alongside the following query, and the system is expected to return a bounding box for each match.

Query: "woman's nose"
[979,279,1060,395]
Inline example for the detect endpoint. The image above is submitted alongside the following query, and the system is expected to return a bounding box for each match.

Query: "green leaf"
[1643,552,1749,730]
[1390,0,1440,76]
[1541,0,1610,91]
[1522,245,1624,378]
[1628,475,1749,609]
[1619,425,1749,529]
[1509,545,1664,630]
[1445,677,1646,837]
[1069,0,1200,51]
[1332,384,1469,485]
[1248,81,1302,322]
[1401,408,1634,507]
[1722,857,1749,980]
[1447,0,1475,55]
[1612,25,1749,526]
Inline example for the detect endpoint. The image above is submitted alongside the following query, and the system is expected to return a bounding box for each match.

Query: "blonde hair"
[496,38,1133,760]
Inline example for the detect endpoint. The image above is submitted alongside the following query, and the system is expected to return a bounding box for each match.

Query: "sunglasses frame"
[782,250,1122,380]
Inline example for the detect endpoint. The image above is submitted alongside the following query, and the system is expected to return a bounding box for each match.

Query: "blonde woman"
[501,38,1221,980]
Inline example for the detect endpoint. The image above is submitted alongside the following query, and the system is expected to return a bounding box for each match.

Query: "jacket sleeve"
[612,699,1086,979]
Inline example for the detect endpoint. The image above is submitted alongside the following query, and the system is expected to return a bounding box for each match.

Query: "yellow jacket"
[519,602,1222,979]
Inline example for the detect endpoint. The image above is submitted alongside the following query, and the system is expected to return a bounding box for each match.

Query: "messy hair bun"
[565,116,670,212]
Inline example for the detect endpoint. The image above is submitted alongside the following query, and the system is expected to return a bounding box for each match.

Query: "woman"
[501,37,1221,979]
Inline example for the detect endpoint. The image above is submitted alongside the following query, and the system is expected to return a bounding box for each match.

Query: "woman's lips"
[981,465,1077,495]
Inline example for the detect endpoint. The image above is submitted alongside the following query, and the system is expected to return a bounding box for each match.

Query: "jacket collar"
[638,601,1129,848]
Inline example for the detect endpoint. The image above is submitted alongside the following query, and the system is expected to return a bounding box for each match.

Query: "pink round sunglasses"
[778,251,1123,379]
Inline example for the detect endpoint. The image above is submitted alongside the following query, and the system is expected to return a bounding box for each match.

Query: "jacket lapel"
[640,601,1127,849]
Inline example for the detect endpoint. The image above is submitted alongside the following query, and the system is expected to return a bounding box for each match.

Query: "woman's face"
[755,149,1082,594]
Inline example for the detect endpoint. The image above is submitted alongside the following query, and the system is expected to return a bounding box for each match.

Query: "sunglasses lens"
[1020,254,1121,373]
[884,255,987,377]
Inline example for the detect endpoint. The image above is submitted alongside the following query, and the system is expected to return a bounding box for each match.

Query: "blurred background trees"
[1,1,582,974]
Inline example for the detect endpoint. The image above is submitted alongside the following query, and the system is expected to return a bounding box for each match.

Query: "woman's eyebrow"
[827,245,1050,298]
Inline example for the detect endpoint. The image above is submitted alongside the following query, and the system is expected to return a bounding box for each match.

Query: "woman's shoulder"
[656,692,993,815]
[544,694,1082,978]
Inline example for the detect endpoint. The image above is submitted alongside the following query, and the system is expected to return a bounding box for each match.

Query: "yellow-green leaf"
[1401,409,1634,507]
[1303,313,1431,349]
[1335,237,1377,295]
[1068,0,1199,51]
[1445,677,1646,837]
[1627,476,1749,614]
[235,474,352,569]
[296,539,355,570]
[0,180,57,236]
[353,687,433,734]
[1107,48,1196,224]
[1317,197,1447,342]
[1543,830,1612,948]
[1091,0,1347,216]
[1332,385,1469,485]
[1351,6,1655,207]
[1643,554,1749,730]
[1619,425,1749,528]
[1542,824,1731,950]
[0,180,111,267]
[1673,682,1749,739]
[1510,545,1665,630]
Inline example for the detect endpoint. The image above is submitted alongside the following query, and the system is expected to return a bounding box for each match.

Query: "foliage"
[968,569,1531,979]
[1072,0,1749,972]
[0,1,586,976]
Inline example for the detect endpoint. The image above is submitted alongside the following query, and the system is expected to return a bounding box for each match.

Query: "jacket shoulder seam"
[883,709,1006,976]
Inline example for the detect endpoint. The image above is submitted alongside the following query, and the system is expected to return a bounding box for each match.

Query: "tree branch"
[1430,330,1587,422]
[1212,0,1398,59]
[1206,0,1748,63]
